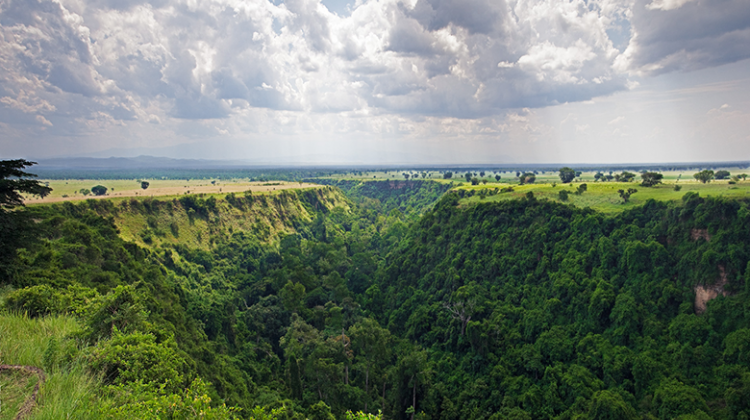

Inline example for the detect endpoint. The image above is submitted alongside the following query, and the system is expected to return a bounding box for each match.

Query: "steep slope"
[369,192,750,419]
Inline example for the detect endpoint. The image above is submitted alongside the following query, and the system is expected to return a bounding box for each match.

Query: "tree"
[618,188,637,203]
[141,181,150,190]
[471,177,479,185]
[693,170,714,183]
[443,172,453,179]
[519,172,536,185]
[479,171,485,177]
[640,172,663,187]
[558,167,575,183]
[1,159,51,282]
[1,159,52,207]
[575,183,587,195]
[714,170,730,180]
[464,173,472,182]
[615,171,636,182]
[594,172,604,181]
[80,188,91,196]
[92,185,108,196]
[589,390,638,420]
[350,319,391,411]
[558,190,569,201]
[495,174,501,181]
[739,173,748,181]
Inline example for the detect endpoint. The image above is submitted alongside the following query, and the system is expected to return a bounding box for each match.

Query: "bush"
[89,330,187,391]
[4,285,60,317]
[558,190,570,201]
[100,378,241,419]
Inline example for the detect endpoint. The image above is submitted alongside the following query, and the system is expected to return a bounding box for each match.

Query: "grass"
[0,313,103,420]
[23,179,321,205]
[457,180,750,213]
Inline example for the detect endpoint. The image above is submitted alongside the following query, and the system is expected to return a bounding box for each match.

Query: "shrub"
[89,330,187,391]
[4,285,60,317]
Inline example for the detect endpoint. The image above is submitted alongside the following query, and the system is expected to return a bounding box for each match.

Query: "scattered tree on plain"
[618,188,637,203]
[558,167,576,183]
[519,172,536,185]
[694,170,714,183]
[91,185,108,196]
[615,171,636,182]
[715,170,731,180]
[640,172,663,187]
[141,181,150,190]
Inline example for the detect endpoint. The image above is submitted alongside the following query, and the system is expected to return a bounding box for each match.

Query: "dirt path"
[0,364,45,420]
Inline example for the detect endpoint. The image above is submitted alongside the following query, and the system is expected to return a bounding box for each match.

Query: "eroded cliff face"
[695,265,729,314]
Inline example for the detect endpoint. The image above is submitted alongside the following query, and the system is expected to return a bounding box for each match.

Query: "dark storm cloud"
[621,0,750,75]
[406,0,506,34]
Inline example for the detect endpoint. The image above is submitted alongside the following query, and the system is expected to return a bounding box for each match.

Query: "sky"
[0,0,749,165]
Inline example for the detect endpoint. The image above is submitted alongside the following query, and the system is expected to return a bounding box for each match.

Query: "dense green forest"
[3,167,750,419]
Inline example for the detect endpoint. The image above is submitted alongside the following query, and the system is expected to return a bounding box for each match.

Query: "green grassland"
[457,179,750,212]
[28,178,239,199]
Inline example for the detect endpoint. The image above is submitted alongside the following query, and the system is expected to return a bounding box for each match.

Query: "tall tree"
[558,167,576,183]
[0,159,51,282]
[640,172,663,187]
[693,170,714,183]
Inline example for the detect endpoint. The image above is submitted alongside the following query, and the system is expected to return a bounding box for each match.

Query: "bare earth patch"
[695,265,729,314]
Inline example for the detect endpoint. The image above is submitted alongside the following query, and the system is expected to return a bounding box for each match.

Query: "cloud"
[617,0,750,76]
[0,0,748,159]
[646,0,696,11]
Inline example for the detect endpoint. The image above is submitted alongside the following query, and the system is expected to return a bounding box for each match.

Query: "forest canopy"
[2,170,750,420]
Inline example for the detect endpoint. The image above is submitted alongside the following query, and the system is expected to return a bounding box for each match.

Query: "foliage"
[142,181,150,190]
[0,159,52,208]
[0,159,52,282]
[519,173,535,185]
[694,170,714,183]
[640,172,663,187]
[618,188,637,203]
[615,171,636,182]
[92,185,108,196]
[558,167,576,183]
[715,170,731,180]
[88,329,188,392]
[4,177,750,420]
[100,378,242,419]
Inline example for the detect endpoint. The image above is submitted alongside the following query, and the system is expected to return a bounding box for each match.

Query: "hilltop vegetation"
[3,164,750,419]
